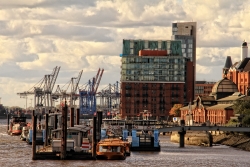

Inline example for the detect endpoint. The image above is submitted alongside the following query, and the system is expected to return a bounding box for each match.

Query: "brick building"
[181,76,242,125]
[195,81,216,98]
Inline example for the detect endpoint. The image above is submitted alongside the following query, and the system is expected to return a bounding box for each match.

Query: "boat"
[96,138,129,160]
[20,122,31,141]
[8,116,27,136]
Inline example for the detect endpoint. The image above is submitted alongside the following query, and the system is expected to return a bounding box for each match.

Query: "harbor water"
[1,119,250,167]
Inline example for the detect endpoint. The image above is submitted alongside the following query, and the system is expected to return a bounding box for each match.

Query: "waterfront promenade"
[1,119,250,167]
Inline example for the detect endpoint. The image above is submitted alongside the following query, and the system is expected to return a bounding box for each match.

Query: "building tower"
[120,39,193,120]
[172,22,197,104]
[241,40,248,61]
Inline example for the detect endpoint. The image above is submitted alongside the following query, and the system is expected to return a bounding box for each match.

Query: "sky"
[0,0,250,108]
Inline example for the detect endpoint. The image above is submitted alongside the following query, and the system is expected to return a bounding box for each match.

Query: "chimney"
[241,40,248,61]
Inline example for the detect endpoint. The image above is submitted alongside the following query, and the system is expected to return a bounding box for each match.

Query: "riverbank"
[213,133,250,151]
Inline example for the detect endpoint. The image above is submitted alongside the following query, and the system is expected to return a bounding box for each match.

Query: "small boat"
[20,123,31,141]
[8,116,27,136]
[96,138,130,160]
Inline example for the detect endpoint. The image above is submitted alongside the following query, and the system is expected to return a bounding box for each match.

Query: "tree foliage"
[169,104,183,117]
[232,100,250,115]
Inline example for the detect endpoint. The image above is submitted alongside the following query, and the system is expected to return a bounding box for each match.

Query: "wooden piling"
[7,114,9,133]
[92,116,97,159]
[70,108,74,127]
[45,113,48,146]
[60,101,68,160]
[97,111,102,142]
[178,127,186,148]
[32,110,37,160]
[76,108,80,125]
[54,114,57,138]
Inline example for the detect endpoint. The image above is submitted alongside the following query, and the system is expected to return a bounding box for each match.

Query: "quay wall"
[213,133,250,151]
[170,131,212,146]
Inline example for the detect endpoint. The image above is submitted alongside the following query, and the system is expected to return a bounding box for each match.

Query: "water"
[1,119,250,167]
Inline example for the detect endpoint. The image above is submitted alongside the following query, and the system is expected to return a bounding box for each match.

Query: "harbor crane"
[79,68,104,115]
[17,66,60,114]
[53,70,83,108]
[96,81,120,116]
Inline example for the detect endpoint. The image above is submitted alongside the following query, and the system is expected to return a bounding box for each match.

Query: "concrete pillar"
[70,108,74,127]
[178,127,186,148]
[92,116,97,159]
[76,108,80,125]
[32,110,37,160]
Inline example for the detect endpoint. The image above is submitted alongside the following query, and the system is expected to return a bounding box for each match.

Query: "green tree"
[232,100,250,115]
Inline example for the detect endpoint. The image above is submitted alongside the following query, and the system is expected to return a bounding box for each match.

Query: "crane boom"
[94,68,104,94]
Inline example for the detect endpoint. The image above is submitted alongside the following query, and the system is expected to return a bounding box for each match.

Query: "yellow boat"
[96,138,130,160]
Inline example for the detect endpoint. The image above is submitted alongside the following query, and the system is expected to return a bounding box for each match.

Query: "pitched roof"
[217,92,245,101]
[243,60,250,71]
[180,104,196,110]
[237,57,250,70]
[206,104,233,110]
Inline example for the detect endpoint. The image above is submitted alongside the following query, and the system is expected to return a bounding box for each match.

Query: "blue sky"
[0,0,249,107]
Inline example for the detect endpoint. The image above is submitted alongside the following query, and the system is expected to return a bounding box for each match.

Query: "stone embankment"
[213,133,250,151]
[170,131,212,146]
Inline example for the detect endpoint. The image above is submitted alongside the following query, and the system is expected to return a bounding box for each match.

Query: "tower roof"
[224,56,233,69]
[242,41,247,46]
[211,78,238,94]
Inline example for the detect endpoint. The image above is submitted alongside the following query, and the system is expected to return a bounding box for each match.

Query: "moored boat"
[96,138,130,160]
[8,116,27,136]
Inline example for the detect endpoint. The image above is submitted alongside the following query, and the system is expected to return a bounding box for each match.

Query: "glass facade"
[122,39,182,56]
[121,56,185,82]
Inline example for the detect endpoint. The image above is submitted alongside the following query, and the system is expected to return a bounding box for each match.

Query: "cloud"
[0,0,250,107]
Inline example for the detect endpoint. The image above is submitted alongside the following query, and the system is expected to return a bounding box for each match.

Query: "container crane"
[17,66,60,114]
[96,81,120,117]
[79,68,104,115]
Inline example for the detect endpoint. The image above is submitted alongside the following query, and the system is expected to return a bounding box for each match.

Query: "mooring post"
[7,114,9,133]
[38,115,42,130]
[70,108,74,127]
[92,116,97,159]
[178,127,186,148]
[60,101,68,160]
[53,114,58,138]
[97,111,102,142]
[32,110,37,160]
[45,113,49,146]
[76,108,80,125]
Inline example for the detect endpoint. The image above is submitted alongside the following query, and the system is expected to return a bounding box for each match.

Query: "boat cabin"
[51,125,92,152]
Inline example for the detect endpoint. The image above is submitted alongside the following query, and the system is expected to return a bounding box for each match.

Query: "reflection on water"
[0,119,250,167]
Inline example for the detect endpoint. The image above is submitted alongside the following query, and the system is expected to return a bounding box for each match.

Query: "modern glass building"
[120,39,194,120]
